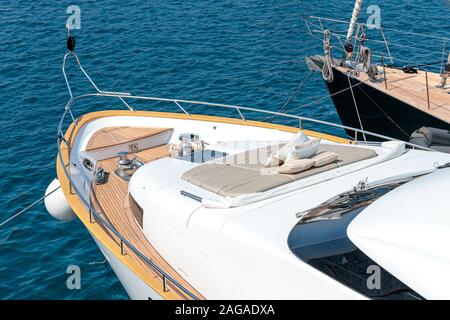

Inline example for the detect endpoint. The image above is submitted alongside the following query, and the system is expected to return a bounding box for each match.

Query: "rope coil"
[322,30,334,83]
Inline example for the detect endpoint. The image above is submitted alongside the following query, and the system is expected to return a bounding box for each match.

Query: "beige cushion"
[276,131,309,161]
[264,153,283,168]
[278,159,314,174]
[286,138,321,161]
[311,151,338,167]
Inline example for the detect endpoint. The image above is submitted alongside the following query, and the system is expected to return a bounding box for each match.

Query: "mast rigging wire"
[264,74,372,123]
[263,71,314,122]
[347,75,366,141]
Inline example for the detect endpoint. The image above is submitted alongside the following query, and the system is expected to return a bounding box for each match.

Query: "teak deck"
[336,65,450,122]
[88,127,204,300]
[86,126,171,151]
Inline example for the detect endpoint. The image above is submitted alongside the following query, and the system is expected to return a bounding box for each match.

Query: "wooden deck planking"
[86,126,171,151]
[90,140,202,299]
[337,65,450,122]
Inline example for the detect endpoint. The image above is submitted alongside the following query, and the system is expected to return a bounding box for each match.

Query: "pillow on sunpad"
[286,138,321,161]
[311,151,338,167]
[277,131,310,160]
[265,131,309,167]
[264,153,283,168]
[278,159,314,174]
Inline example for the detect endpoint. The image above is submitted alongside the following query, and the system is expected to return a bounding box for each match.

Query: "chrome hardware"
[93,167,106,185]
[176,133,206,157]
[118,151,131,166]
[82,158,94,171]
[180,190,202,202]
[114,152,144,181]
[354,177,369,192]
[128,142,139,153]
[115,151,135,181]
[178,133,199,142]
[131,156,144,168]
[435,162,450,169]
[179,133,195,156]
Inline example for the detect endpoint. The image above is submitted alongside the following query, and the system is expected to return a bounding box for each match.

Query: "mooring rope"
[0,186,39,210]
[0,186,60,228]
[322,31,334,83]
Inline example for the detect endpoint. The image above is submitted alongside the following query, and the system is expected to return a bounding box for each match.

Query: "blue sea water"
[0,0,448,299]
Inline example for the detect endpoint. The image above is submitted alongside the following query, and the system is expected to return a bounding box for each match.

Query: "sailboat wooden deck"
[336,65,450,122]
[304,12,450,144]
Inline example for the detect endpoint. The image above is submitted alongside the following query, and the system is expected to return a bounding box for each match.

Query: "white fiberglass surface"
[69,115,450,299]
[348,168,450,299]
[76,115,296,153]
[129,144,450,298]
[67,115,296,207]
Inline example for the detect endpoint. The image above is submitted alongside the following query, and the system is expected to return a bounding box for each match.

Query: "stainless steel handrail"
[303,15,450,68]
[57,107,199,300]
[62,92,434,151]
[303,15,450,42]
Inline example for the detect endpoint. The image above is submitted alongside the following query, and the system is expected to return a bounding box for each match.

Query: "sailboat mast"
[346,0,364,44]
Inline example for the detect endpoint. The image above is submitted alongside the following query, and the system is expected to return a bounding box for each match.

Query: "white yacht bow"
[45,36,450,300]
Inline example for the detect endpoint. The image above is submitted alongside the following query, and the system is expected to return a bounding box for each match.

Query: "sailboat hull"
[308,56,450,141]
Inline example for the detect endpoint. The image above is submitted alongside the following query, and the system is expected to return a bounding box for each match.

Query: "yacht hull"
[92,235,163,300]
